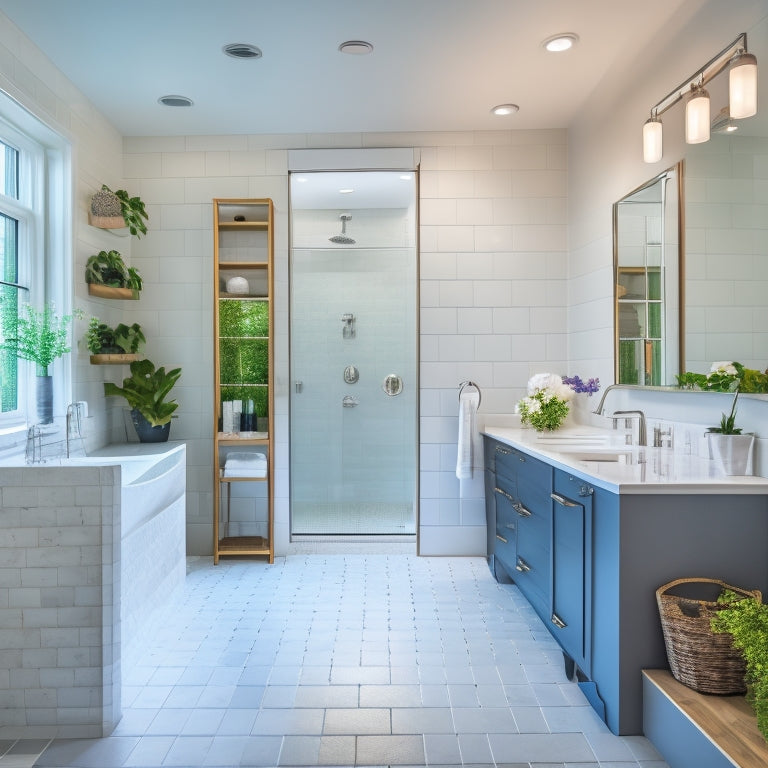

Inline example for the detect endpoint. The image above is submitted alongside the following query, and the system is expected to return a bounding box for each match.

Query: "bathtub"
[0,441,187,735]
[78,443,188,666]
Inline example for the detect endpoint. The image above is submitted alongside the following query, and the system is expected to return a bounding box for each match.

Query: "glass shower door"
[289,170,417,537]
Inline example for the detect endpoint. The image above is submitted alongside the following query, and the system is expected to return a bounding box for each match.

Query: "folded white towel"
[225,452,267,469]
[223,467,267,478]
[456,389,480,480]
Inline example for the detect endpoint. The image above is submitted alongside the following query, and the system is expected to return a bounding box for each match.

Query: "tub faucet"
[610,410,647,447]
[66,401,87,458]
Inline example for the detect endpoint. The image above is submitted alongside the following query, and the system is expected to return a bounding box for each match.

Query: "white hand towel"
[225,452,267,469]
[456,388,480,479]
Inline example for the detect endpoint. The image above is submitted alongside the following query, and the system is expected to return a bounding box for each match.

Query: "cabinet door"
[551,469,593,676]
[513,453,552,621]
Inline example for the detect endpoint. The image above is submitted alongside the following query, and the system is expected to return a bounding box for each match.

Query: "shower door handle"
[294,380,303,393]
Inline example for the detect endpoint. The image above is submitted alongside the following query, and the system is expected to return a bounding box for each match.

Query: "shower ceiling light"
[339,40,373,55]
[339,188,354,194]
[491,103,519,116]
[642,32,758,162]
[542,33,579,52]
[158,95,193,107]
[223,43,262,59]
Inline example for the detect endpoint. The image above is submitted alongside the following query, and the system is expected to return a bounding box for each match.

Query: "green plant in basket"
[712,589,768,743]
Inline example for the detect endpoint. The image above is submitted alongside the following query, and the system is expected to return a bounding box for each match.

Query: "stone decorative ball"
[90,189,122,217]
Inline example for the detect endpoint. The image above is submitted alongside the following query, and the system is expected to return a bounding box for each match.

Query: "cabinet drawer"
[492,442,517,483]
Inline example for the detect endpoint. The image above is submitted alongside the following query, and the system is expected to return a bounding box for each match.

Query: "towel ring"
[458,380,481,408]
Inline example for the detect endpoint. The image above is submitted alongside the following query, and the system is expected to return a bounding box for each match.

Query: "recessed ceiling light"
[223,43,263,59]
[542,33,579,52]
[400,174,412,180]
[158,95,193,107]
[339,188,355,194]
[491,103,519,116]
[339,40,374,55]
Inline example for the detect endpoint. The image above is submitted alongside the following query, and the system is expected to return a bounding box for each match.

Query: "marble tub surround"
[0,443,186,739]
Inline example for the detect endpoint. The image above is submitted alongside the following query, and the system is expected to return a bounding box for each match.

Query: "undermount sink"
[557,449,632,463]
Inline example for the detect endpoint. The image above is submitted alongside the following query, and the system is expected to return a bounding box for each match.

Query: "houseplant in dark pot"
[85,249,142,299]
[1,302,75,424]
[103,358,181,442]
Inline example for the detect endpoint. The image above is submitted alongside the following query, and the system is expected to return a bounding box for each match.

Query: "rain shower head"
[329,214,355,244]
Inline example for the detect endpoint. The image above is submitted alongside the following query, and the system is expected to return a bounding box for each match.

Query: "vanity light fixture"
[685,82,710,144]
[643,113,663,163]
[542,33,579,52]
[642,32,758,162]
[491,103,519,116]
[729,49,758,118]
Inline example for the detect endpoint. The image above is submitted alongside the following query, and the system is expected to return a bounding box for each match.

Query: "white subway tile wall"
[0,466,121,738]
[0,11,569,559]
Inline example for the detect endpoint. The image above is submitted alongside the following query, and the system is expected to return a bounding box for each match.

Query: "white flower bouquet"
[516,373,575,432]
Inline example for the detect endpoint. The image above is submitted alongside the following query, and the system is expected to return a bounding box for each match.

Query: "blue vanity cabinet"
[550,469,594,678]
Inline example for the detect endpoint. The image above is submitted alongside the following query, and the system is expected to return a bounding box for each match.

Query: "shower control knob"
[382,374,403,396]
[344,365,359,384]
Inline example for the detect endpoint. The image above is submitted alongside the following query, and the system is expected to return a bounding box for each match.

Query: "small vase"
[130,408,171,443]
[36,375,53,425]
[708,432,755,476]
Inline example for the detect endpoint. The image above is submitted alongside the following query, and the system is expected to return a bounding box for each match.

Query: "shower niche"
[212,198,274,563]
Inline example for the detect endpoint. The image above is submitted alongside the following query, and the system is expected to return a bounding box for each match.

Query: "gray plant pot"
[130,409,170,443]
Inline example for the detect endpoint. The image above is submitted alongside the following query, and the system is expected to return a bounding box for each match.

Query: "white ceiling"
[0,0,695,137]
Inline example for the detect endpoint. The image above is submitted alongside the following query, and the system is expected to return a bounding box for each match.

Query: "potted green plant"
[85,318,145,363]
[103,358,181,442]
[85,249,142,299]
[712,589,768,743]
[89,184,149,237]
[0,302,76,424]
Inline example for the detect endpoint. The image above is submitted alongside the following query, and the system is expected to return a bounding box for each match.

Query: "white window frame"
[0,89,72,451]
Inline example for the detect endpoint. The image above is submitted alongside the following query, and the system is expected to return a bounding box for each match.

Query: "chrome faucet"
[610,410,647,447]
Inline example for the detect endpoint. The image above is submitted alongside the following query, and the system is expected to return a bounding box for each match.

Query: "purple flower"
[562,375,600,396]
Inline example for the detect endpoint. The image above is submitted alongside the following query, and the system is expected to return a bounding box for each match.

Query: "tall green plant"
[1,302,74,376]
[103,358,181,426]
[712,590,768,742]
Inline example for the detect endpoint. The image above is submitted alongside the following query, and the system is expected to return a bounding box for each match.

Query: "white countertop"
[483,425,768,495]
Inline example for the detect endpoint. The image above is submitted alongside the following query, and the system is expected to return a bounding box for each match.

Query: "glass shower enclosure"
[289,170,418,538]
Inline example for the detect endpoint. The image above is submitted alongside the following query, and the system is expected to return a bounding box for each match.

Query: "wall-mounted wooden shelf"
[87,284,138,300]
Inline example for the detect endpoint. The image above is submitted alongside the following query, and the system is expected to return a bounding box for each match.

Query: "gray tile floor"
[22,554,668,767]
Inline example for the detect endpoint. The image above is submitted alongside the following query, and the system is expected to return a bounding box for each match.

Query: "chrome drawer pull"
[550,492,578,507]
[494,486,515,502]
[514,502,532,517]
[551,613,567,629]
[495,445,511,455]
[515,557,531,573]
[496,534,508,544]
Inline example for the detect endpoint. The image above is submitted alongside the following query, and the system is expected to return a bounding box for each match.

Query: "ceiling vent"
[158,95,193,107]
[223,43,263,59]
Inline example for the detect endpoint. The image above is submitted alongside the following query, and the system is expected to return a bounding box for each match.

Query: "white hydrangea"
[527,372,562,395]
[709,361,738,377]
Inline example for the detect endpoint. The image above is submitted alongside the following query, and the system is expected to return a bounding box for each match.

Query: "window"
[0,91,71,444]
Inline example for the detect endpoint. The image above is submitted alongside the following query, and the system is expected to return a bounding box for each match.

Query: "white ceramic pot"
[707,432,755,476]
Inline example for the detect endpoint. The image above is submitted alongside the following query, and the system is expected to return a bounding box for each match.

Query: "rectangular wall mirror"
[613,163,683,385]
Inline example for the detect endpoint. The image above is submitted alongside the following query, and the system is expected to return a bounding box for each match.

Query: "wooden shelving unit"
[213,198,274,564]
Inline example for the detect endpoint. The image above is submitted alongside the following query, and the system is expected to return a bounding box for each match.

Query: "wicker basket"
[656,577,762,695]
